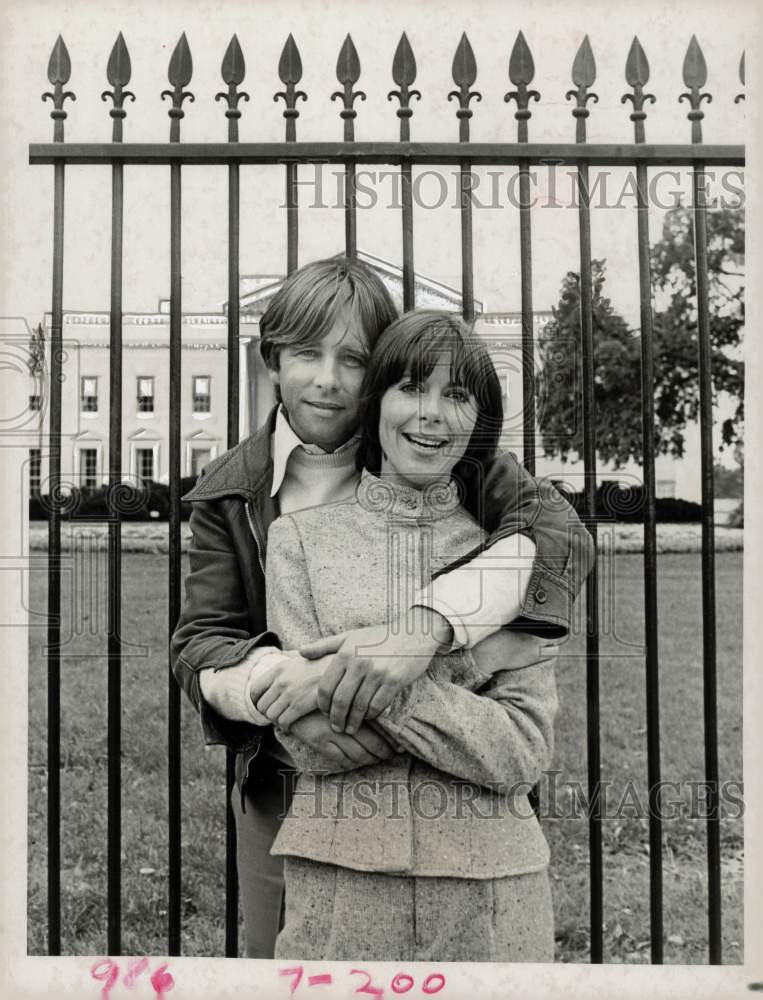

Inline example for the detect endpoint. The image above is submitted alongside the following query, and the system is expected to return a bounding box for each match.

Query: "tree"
[537,206,744,468]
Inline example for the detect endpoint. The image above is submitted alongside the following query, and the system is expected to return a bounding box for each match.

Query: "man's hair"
[356,310,503,520]
[259,256,399,371]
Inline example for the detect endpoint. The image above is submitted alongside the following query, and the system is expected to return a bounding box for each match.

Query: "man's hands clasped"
[249,607,453,735]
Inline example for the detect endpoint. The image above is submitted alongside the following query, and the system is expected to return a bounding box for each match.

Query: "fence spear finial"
[216,35,249,142]
[388,32,421,142]
[566,35,598,143]
[504,30,540,142]
[332,34,366,141]
[448,33,481,142]
[274,34,307,142]
[42,35,76,142]
[102,33,135,143]
[621,36,655,143]
[680,35,711,143]
[161,32,195,142]
[735,51,745,104]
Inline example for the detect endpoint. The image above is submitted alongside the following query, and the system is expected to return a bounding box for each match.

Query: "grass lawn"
[26,549,743,962]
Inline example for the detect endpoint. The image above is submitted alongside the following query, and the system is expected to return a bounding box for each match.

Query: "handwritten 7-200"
[279,966,446,997]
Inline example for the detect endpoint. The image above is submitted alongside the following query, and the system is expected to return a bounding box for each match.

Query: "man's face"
[270,306,371,452]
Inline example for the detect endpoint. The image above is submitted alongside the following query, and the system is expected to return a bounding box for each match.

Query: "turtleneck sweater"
[276,439,360,515]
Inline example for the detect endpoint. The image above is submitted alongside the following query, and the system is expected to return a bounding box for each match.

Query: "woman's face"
[378,353,478,489]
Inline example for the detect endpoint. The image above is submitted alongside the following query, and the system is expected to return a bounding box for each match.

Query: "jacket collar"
[182,406,279,504]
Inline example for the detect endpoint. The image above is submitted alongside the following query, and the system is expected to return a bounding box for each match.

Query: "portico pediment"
[235,251,482,317]
[128,427,162,442]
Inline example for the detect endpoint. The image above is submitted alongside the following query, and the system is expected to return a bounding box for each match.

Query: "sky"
[0,0,755,331]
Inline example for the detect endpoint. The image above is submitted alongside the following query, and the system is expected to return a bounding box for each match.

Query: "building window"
[79,448,98,489]
[657,479,676,499]
[29,448,41,498]
[190,448,212,478]
[498,372,510,409]
[81,376,98,413]
[29,394,41,411]
[136,448,154,484]
[137,376,154,414]
[192,376,211,413]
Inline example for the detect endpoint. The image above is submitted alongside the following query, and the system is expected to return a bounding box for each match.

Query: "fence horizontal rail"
[29,142,745,167]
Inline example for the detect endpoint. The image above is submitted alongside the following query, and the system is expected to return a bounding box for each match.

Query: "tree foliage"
[536,206,744,468]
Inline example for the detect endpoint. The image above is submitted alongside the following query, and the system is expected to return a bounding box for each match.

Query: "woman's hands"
[283,711,400,771]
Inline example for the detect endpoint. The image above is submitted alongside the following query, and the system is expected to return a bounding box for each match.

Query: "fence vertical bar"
[103,31,134,956]
[167,157,183,957]
[334,35,365,258]
[107,160,123,954]
[224,157,241,957]
[217,34,248,957]
[389,33,420,311]
[449,33,480,322]
[566,34,602,964]
[681,35,722,963]
[622,36,664,963]
[162,32,194,955]
[276,35,306,275]
[505,31,542,818]
[41,33,74,956]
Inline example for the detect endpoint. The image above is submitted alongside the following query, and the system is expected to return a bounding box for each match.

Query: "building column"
[239,339,249,441]
[245,337,259,438]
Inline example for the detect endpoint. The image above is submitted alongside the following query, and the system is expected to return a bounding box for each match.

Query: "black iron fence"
[29,28,745,963]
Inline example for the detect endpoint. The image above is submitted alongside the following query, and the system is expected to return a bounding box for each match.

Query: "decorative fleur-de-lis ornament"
[42,35,76,142]
[101,33,135,142]
[448,33,481,141]
[274,34,307,142]
[332,34,366,140]
[679,35,712,143]
[566,35,598,142]
[215,35,249,142]
[621,36,656,143]
[388,32,421,142]
[735,51,744,104]
[504,31,540,142]
[161,33,195,142]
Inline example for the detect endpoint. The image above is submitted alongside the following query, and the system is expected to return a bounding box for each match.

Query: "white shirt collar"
[270,405,360,497]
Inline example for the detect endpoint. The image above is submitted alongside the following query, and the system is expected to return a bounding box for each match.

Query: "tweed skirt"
[274,855,555,963]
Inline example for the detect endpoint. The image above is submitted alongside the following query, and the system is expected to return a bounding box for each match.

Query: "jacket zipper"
[241,499,269,809]
[245,500,267,578]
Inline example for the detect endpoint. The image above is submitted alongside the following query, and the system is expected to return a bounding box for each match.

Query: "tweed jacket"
[170,406,593,799]
[267,472,557,878]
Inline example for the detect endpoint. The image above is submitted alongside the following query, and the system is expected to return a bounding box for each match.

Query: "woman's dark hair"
[259,256,398,372]
[356,310,503,519]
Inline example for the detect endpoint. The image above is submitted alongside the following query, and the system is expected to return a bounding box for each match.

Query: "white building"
[21,251,686,500]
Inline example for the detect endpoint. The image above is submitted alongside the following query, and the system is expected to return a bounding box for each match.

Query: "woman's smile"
[401,430,450,453]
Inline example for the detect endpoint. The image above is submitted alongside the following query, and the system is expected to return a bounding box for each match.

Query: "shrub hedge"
[29,477,199,521]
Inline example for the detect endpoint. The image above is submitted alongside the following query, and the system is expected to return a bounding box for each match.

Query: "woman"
[265,311,558,962]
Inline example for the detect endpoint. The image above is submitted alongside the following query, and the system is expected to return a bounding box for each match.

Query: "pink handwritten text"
[278,965,446,998]
[90,959,175,1000]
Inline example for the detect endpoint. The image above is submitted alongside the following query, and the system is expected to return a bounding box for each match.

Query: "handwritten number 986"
[91,959,174,999]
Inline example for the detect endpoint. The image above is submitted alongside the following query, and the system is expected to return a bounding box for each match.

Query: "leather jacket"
[170,406,595,796]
